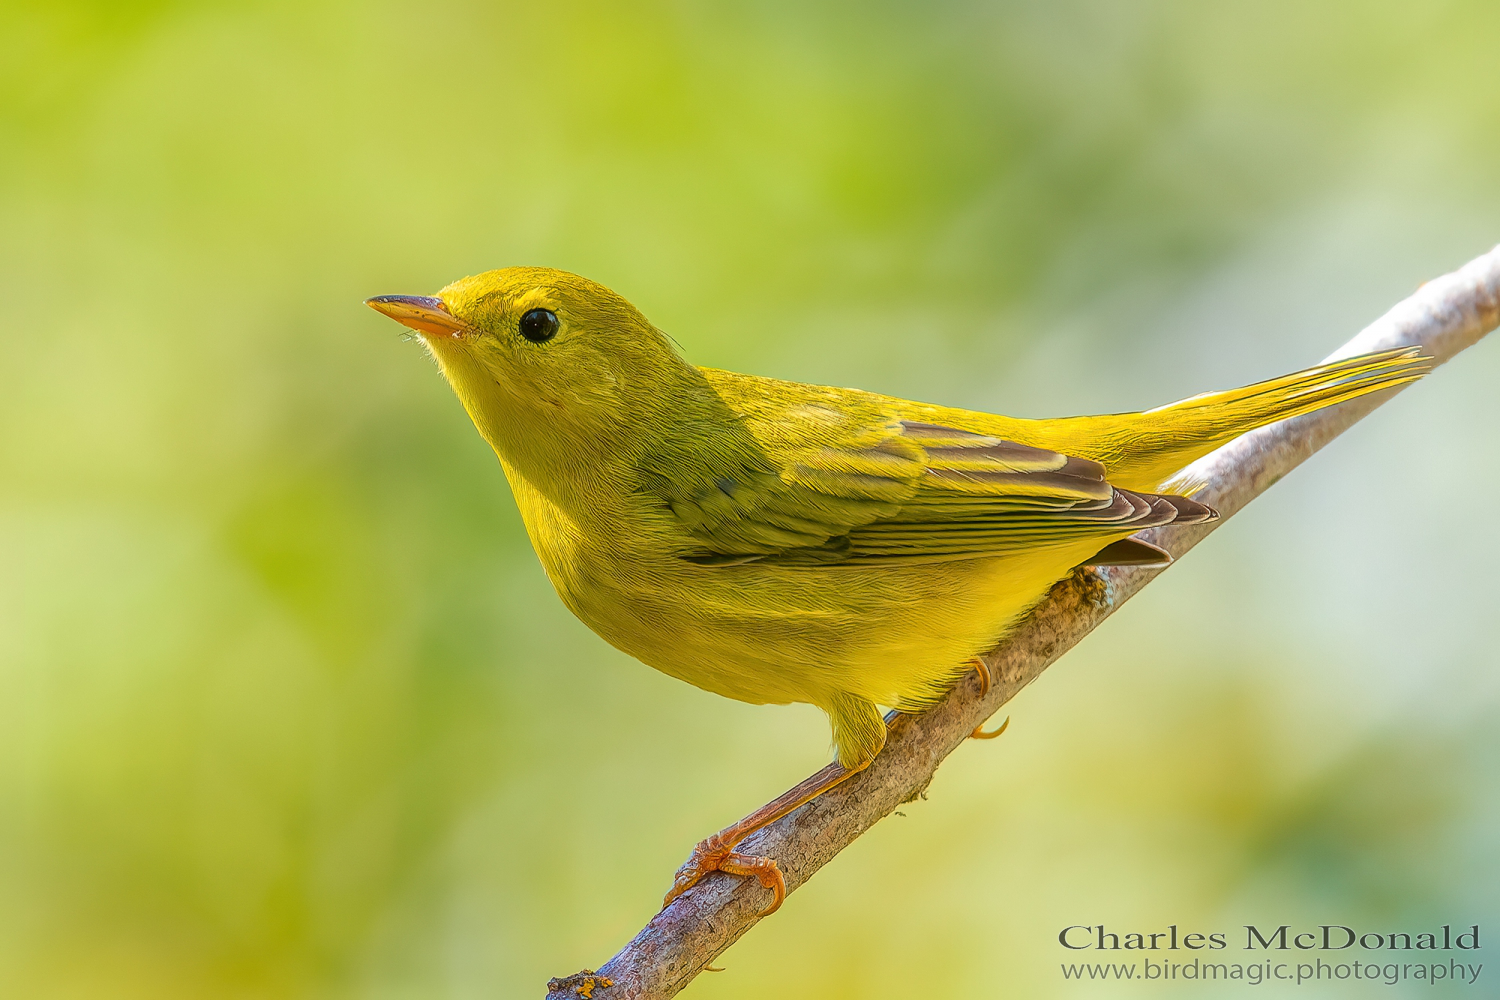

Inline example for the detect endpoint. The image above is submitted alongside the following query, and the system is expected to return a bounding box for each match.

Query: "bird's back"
[699,347,1427,493]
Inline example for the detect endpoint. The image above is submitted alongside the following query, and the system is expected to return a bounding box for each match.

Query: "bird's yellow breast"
[507,461,1098,713]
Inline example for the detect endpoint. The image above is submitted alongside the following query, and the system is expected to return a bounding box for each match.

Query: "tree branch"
[546,246,1500,1000]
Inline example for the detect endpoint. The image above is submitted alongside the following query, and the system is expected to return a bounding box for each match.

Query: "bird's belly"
[544,539,1103,712]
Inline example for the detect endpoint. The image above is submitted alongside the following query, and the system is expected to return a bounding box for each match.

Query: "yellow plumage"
[369,268,1426,770]
[368,267,1427,911]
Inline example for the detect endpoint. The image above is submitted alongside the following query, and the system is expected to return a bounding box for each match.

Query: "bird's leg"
[663,757,869,917]
[965,657,1010,740]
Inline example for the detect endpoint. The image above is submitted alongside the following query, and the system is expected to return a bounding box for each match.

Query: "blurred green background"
[3,1,1499,997]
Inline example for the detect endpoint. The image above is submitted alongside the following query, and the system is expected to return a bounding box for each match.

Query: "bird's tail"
[1053,348,1432,492]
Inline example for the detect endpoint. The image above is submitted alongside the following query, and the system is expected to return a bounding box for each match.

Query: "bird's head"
[368,267,697,479]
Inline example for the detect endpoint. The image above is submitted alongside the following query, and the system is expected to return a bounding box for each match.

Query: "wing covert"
[639,416,1214,566]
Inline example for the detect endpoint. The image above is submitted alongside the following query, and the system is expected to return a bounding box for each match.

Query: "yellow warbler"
[368,267,1427,914]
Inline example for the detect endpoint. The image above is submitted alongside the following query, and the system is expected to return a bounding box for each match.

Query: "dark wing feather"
[639,417,1215,566]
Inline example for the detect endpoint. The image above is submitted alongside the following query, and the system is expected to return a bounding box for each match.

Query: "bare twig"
[546,246,1500,1000]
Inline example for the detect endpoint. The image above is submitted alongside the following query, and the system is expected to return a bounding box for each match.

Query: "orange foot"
[660,759,865,918]
[664,830,786,916]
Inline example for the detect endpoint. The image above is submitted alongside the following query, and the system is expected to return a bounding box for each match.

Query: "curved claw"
[662,838,785,916]
[721,851,786,916]
[968,659,1006,740]
[662,760,863,921]
[969,657,991,698]
[971,716,1010,740]
[663,849,714,909]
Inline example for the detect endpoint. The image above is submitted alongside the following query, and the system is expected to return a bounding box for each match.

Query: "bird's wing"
[639,413,1214,567]
[634,407,922,565]
[835,421,1214,565]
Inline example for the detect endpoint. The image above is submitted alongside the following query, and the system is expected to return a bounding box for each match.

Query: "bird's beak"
[365,294,467,338]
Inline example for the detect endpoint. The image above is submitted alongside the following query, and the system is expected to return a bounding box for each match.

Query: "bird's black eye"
[518,308,560,343]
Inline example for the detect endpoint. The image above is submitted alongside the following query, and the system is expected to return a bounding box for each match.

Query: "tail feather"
[1053,348,1432,492]
[1147,348,1430,422]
